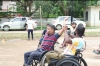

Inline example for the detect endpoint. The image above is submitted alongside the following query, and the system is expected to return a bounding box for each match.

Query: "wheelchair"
[39,49,87,66]
[31,41,87,66]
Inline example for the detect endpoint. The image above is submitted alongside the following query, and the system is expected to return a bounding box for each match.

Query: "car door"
[20,18,26,29]
[11,18,21,29]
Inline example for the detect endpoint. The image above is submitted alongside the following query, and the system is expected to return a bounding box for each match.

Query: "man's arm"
[41,30,46,37]
[58,17,68,36]
[32,22,34,30]
[64,25,72,44]
[26,23,28,31]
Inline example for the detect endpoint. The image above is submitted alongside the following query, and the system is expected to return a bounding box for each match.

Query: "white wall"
[91,6,100,26]
[84,6,100,26]
[84,7,91,26]
[1,1,16,11]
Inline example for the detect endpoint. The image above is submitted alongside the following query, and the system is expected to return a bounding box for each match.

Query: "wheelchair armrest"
[64,54,75,58]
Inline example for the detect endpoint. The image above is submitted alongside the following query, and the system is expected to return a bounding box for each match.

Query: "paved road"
[0,29,100,33]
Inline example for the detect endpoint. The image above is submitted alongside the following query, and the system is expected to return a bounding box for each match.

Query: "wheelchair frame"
[39,49,87,66]
[31,41,87,66]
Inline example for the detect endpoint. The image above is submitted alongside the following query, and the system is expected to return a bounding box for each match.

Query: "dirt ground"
[0,37,100,66]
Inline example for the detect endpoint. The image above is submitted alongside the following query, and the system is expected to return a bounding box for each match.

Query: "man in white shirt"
[26,17,34,40]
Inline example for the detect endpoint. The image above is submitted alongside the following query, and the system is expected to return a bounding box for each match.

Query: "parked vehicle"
[0,17,37,31]
[52,16,86,30]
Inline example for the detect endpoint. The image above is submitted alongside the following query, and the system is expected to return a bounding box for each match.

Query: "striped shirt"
[41,33,60,51]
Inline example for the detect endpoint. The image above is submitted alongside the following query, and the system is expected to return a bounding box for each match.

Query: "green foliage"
[16,0,34,16]
[15,0,99,18]
[35,26,46,30]
[0,12,8,17]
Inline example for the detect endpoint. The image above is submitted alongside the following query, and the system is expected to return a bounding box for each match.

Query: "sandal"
[93,50,100,55]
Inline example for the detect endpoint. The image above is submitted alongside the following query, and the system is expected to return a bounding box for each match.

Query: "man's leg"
[30,30,33,40]
[27,49,42,65]
[28,29,30,40]
[24,51,33,65]
[46,51,59,64]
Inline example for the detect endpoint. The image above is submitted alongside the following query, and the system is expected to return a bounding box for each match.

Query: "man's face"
[29,17,32,20]
[47,26,54,35]
[72,24,76,28]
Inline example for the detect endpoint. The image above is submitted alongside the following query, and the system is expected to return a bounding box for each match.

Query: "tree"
[16,0,98,17]
[34,1,54,18]
[16,0,36,16]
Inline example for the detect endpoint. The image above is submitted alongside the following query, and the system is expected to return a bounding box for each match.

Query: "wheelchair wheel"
[40,55,49,66]
[78,57,87,66]
[56,58,81,66]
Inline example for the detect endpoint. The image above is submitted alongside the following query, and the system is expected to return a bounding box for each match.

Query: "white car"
[52,16,86,30]
[0,17,37,31]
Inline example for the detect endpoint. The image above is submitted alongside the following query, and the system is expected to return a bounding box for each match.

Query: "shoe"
[32,38,35,40]
[93,50,100,55]
[25,64,31,66]
[27,39,30,41]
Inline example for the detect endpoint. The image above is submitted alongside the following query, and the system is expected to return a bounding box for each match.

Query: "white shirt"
[62,38,85,55]
[26,20,34,29]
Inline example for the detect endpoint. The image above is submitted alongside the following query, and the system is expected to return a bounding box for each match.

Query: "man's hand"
[58,17,68,36]
[64,17,68,21]
[63,17,68,26]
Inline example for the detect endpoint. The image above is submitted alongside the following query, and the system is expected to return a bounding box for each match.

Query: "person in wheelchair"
[23,23,66,66]
[38,24,60,48]
[45,23,85,66]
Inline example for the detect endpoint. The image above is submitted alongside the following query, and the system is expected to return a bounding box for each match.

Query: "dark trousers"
[28,29,33,40]
[24,48,45,65]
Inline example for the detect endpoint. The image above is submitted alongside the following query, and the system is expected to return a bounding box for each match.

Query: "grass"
[0,32,100,40]
[35,26,46,30]
[0,33,41,40]
[86,26,100,29]
[85,32,100,37]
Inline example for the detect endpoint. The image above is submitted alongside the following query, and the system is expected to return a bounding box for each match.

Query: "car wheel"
[3,26,10,31]
[56,24,62,30]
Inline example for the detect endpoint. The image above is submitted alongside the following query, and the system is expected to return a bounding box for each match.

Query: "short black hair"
[46,24,50,26]
[48,24,57,31]
[76,23,85,37]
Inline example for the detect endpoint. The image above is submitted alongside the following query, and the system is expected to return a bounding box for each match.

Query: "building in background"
[84,1,100,27]
[0,0,16,12]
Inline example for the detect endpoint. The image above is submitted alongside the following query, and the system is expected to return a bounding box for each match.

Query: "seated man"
[38,24,60,48]
[23,23,66,66]
[45,23,85,66]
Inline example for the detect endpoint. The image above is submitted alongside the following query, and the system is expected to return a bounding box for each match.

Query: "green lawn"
[0,32,100,40]
[86,26,100,29]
